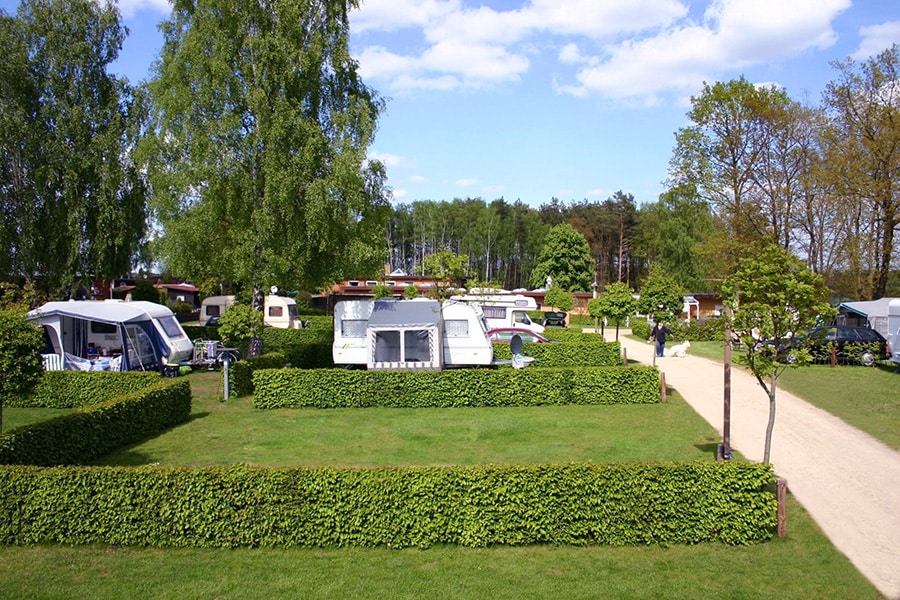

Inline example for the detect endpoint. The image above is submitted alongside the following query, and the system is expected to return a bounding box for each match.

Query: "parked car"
[487,328,555,344]
[541,311,567,328]
[204,316,221,327]
[805,325,891,366]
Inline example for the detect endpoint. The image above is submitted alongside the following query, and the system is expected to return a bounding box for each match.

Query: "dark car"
[487,328,554,343]
[541,311,567,328]
[806,326,891,366]
[204,316,222,327]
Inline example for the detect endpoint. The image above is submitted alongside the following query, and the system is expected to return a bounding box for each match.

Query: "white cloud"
[392,188,409,200]
[853,21,900,60]
[456,178,479,187]
[114,0,171,19]
[368,150,411,168]
[409,175,428,183]
[353,0,853,101]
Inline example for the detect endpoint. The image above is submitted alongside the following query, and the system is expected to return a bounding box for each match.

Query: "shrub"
[11,371,163,409]
[253,366,661,409]
[0,461,777,548]
[0,378,191,466]
[0,308,44,401]
[228,353,288,397]
[492,340,622,367]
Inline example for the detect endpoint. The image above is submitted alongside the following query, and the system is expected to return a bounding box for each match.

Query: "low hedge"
[253,366,660,409]
[492,340,621,367]
[228,352,288,398]
[0,379,192,466]
[9,371,163,409]
[540,328,611,343]
[0,461,776,548]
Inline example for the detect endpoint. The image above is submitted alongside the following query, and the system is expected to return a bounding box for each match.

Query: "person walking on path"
[650,321,672,357]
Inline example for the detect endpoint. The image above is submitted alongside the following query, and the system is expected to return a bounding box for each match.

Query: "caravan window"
[91,321,117,334]
[482,306,505,320]
[124,325,157,371]
[513,311,532,325]
[269,306,283,317]
[374,331,401,362]
[404,330,431,362]
[206,305,221,316]
[157,315,186,339]
[341,319,368,338]
[444,319,469,338]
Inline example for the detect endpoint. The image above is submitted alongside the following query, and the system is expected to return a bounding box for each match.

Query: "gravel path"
[608,331,900,599]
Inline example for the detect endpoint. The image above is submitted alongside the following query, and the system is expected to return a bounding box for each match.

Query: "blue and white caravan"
[27,300,192,372]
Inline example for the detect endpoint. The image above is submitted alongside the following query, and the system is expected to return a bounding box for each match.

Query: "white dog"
[666,340,691,357]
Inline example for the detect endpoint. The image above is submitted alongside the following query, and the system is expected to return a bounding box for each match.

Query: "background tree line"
[1,0,897,302]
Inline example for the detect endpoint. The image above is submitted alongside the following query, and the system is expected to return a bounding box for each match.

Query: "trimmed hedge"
[492,340,621,367]
[0,379,192,466]
[541,328,610,343]
[253,366,660,409]
[10,371,163,409]
[228,352,288,397]
[0,461,776,548]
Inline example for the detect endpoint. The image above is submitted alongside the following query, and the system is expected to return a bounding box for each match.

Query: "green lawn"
[685,339,900,450]
[0,370,882,599]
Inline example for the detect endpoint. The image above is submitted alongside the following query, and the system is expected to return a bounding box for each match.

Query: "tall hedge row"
[227,352,288,397]
[253,366,660,409]
[492,340,622,367]
[0,461,776,548]
[0,379,192,466]
[9,371,163,408]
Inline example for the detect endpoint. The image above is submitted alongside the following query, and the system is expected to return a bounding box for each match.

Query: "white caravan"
[199,295,236,325]
[199,294,304,329]
[889,298,900,365]
[332,298,494,369]
[448,293,544,334]
[27,300,192,371]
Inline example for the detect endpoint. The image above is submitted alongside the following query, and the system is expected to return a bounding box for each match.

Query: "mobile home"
[448,293,544,334]
[332,298,494,369]
[889,299,900,365]
[199,294,304,329]
[27,300,191,372]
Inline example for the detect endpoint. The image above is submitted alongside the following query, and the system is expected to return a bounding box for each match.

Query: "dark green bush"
[0,379,191,466]
[228,353,288,397]
[253,366,661,409]
[630,319,652,340]
[10,371,163,408]
[0,461,777,548]
[261,328,332,368]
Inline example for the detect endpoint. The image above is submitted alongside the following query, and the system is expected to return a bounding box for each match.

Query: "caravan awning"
[838,298,897,319]
[368,299,441,328]
[26,301,151,325]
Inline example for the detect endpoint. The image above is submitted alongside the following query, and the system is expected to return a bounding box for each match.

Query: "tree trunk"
[764,372,778,463]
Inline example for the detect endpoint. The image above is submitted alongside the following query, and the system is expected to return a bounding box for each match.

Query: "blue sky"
[4,0,899,207]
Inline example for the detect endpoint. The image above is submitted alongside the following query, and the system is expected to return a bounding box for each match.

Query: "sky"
[3,0,899,207]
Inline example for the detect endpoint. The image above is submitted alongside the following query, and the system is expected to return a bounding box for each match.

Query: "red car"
[487,328,554,343]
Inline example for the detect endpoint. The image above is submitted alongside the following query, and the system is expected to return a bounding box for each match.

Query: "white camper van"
[332,298,493,369]
[199,294,303,329]
[448,293,544,334]
[889,298,900,366]
[27,300,191,371]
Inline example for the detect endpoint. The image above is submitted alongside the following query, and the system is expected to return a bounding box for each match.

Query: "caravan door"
[333,300,374,366]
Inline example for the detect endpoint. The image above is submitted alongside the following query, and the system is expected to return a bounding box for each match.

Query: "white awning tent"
[836,298,899,339]
[26,300,166,372]
[366,299,442,370]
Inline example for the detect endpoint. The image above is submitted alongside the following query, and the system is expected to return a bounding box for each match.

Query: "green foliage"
[0,379,191,466]
[371,283,393,299]
[403,284,419,299]
[530,224,594,292]
[141,0,389,294]
[261,327,332,368]
[11,371,162,409]
[228,353,288,398]
[0,0,147,296]
[543,286,574,312]
[0,461,776,548]
[721,244,834,463]
[253,366,660,409]
[421,249,468,299]
[0,309,44,402]
[631,320,652,340]
[590,282,636,338]
[218,305,263,353]
[131,279,162,303]
[169,300,196,314]
[637,269,686,321]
